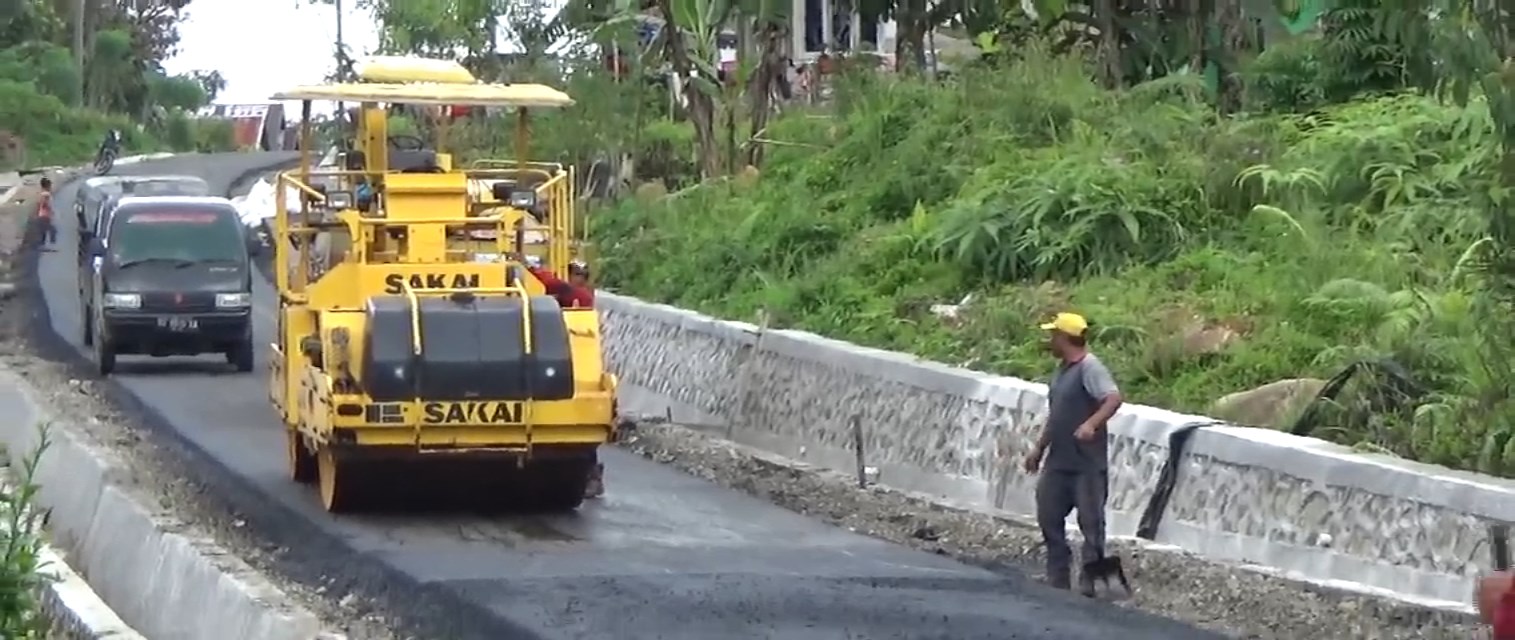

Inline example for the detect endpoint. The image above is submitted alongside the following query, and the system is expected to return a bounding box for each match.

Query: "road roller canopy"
[354,56,477,84]
[271,82,575,109]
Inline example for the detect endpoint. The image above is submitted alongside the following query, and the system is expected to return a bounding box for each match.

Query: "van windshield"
[108,209,244,267]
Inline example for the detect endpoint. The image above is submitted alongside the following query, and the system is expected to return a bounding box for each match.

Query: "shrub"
[592,46,1508,474]
[0,425,53,638]
[0,79,157,167]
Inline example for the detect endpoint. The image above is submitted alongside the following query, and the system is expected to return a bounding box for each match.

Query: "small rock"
[1211,378,1329,429]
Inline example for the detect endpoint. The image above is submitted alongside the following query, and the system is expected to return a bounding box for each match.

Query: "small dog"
[1080,555,1132,598]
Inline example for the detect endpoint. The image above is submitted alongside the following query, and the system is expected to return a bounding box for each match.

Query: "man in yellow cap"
[1022,312,1124,595]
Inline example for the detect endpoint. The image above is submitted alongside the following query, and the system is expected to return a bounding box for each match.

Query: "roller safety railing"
[273,169,544,296]
[397,281,537,447]
[275,167,576,253]
[467,159,579,272]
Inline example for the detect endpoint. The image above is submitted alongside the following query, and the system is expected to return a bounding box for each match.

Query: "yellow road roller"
[266,60,615,513]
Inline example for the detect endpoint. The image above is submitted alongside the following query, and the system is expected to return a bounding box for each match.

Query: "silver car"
[76,175,210,263]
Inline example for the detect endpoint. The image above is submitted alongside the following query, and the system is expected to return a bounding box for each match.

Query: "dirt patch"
[0,171,409,640]
[617,419,1485,640]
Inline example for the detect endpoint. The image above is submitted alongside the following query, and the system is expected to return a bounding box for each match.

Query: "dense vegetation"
[595,51,1499,462]
[0,0,232,170]
[579,9,1515,478]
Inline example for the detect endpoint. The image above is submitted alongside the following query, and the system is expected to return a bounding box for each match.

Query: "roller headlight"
[509,191,537,209]
[325,190,354,210]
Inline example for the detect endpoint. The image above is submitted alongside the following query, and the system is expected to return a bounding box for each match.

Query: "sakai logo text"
[383,273,480,294]
[423,401,524,424]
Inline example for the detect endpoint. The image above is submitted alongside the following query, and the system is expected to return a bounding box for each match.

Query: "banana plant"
[605,0,734,177]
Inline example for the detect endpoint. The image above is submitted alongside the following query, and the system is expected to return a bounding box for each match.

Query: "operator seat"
[343,149,440,172]
[390,149,440,172]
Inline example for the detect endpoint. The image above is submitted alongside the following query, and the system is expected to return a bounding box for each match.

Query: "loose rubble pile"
[618,418,1484,640]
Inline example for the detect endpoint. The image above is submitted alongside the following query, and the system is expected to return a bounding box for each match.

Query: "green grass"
[589,45,1515,475]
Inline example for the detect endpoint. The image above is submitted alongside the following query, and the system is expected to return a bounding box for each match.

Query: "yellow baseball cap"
[1039,312,1089,337]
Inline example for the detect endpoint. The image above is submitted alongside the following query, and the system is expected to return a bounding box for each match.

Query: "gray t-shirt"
[1044,353,1120,472]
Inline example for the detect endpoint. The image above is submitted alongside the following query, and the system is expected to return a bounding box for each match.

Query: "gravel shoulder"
[0,171,406,640]
[616,418,1486,640]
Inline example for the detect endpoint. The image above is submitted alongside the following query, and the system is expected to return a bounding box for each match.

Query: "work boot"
[1045,567,1070,590]
[583,463,604,499]
[1078,561,1099,597]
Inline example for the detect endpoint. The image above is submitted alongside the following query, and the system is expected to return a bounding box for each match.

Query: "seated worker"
[525,257,594,309]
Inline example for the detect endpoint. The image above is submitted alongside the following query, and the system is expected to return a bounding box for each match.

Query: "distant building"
[792,0,896,62]
[196,103,288,151]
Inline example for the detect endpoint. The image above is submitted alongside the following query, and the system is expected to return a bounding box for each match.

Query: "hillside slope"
[592,49,1501,474]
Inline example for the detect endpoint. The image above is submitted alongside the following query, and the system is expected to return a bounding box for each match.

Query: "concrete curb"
[0,369,329,640]
[37,545,146,640]
[596,291,1509,610]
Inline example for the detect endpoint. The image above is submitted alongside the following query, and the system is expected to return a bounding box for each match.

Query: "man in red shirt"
[526,259,595,310]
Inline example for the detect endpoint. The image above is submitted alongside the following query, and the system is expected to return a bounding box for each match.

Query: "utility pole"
[335,0,346,130]
[74,0,86,104]
[335,0,345,64]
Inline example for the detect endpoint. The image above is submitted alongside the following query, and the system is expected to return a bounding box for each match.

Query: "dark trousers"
[26,216,55,247]
[1035,469,1108,587]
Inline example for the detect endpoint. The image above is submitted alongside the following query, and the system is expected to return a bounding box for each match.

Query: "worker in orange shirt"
[30,177,56,250]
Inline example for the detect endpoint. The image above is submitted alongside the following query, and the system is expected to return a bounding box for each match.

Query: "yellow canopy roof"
[271,82,575,108]
[355,56,477,84]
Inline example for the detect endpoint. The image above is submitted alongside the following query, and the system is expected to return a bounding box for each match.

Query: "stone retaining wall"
[599,292,1515,608]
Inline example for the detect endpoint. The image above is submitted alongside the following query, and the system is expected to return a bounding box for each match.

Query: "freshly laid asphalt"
[31,152,1229,639]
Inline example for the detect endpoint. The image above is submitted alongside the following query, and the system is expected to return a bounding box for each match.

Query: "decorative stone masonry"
[598,292,1515,607]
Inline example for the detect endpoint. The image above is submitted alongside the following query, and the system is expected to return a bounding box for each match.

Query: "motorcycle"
[94,133,120,175]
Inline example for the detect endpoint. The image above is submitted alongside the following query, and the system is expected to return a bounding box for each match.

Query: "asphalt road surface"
[35,153,1229,640]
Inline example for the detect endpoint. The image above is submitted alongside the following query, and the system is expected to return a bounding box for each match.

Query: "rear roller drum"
[317,447,365,512]
[287,430,316,484]
[528,457,596,512]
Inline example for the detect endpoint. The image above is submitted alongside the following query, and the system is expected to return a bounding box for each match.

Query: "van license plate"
[158,316,198,331]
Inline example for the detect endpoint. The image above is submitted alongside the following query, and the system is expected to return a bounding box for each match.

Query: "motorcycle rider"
[100,129,122,155]
[95,129,122,173]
